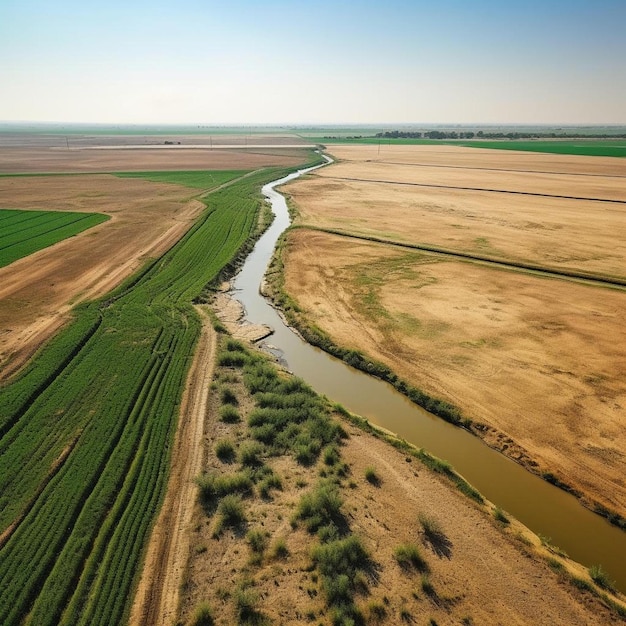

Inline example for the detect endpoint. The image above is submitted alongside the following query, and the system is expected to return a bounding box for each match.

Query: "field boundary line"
[297,226,626,291]
[319,174,626,204]
[367,160,626,179]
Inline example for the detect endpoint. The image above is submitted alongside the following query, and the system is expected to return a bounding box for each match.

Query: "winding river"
[232,158,626,592]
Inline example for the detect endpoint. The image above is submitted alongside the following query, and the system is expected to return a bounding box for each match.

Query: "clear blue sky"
[1,0,625,125]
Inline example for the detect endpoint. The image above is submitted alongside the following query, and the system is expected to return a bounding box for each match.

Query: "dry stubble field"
[283,144,626,521]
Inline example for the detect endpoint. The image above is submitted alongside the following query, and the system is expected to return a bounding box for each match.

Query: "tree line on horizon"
[374,130,626,140]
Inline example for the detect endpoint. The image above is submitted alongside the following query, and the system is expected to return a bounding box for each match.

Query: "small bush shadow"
[422,528,453,559]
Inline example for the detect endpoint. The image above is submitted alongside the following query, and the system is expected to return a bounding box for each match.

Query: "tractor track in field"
[129,306,215,626]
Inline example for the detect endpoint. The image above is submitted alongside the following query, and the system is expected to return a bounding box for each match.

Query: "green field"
[0,154,320,625]
[311,136,626,158]
[114,169,248,189]
[0,209,109,268]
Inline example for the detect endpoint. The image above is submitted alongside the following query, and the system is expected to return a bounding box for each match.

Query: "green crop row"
[0,209,109,268]
[0,158,315,625]
[114,169,247,190]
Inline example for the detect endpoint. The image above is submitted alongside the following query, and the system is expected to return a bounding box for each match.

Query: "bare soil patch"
[317,159,626,202]
[0,174,203,378]
[176,340,621,626]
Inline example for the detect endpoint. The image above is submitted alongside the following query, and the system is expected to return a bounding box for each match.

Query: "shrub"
[322,445,341,467]
[196,471,252,505]
[217,351,247,367]
[270,537,290,560]
[312,535,370,580]
[394,543,428,572]
[368,600,387,621]
[217,494,246,528]
[212,320,227,333]
[294,442,319,466]
[312,535,371,617]
[294,482,345,535]
[225,338,246,352]
[239,441,264,467]
[215,439,235,463]
[190,602,214,626]
[220,386,239,406]
[258,472,282,499]
[234,585,260,622]
[219,405,241,423]
[589,564,615,592]
[364,466,380,486]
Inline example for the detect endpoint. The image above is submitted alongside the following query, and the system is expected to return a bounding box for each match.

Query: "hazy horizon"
[2,0,625,126]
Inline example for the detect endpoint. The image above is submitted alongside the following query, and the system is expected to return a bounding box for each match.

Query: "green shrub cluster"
[243,356,344,466]
[294,481,345,534]
[196,470,253,504]
[311,535,371,624]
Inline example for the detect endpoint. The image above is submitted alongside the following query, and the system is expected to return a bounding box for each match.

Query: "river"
[232,157,626,592]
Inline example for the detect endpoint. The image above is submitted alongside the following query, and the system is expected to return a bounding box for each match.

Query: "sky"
[1,0,625,125]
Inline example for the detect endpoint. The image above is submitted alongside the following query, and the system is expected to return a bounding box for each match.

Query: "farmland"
[0,156,317,625]
[0,148,306,380]
[280,144,626,525]
[312,135,626,158]
[0,209,109,268]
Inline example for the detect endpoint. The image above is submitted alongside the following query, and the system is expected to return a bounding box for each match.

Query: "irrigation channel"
[232,157,626,592]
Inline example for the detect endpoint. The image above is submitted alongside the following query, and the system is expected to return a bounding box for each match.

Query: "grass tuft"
[418,513,443,539]
[190,601,215,626]
[493,507,509,525]
[214,494,246,536]
[220,386,239,406]
[294,481,345,536]
[219,405,241,424]
[215,439,236,463]
[270,537,290,560]
[589,564,616,592]
[364,466,381,486]
[394,543,429,572]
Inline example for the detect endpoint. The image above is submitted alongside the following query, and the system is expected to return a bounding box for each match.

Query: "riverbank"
[178,318,626,623]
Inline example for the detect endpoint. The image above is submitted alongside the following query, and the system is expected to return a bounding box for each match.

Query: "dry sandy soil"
[281,145,626,521]
[174,332,622,626]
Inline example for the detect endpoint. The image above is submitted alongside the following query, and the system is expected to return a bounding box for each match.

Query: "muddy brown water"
[232,159,626,592]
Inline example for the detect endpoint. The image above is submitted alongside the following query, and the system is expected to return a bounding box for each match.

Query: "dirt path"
[129,306,215,626]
